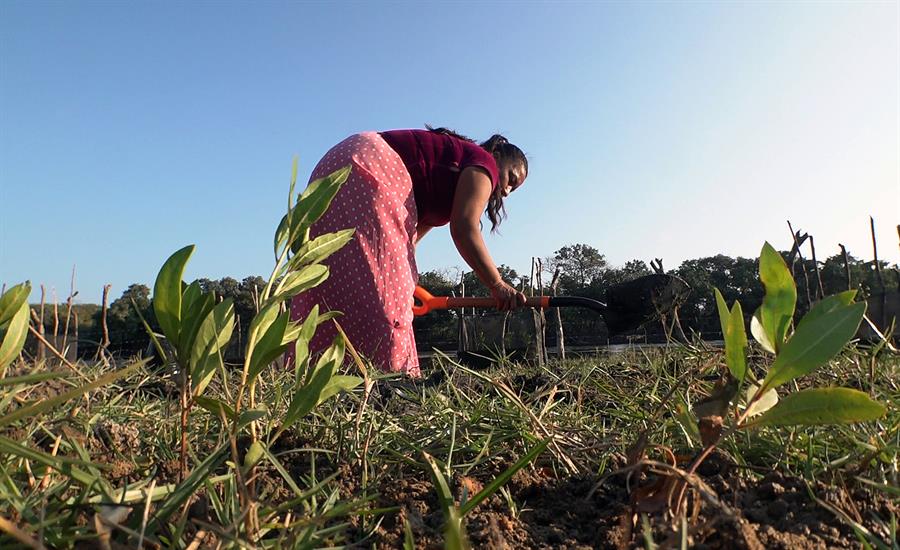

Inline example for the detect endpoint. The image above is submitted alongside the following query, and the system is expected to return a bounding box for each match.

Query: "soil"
[344,454,896,549]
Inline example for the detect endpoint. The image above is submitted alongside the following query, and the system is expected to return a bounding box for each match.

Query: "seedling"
[677,242,886,512]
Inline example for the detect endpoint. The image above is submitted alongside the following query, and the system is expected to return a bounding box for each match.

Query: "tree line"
[26,244,898,359]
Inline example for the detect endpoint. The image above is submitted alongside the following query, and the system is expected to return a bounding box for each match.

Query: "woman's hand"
[489,280,527,311]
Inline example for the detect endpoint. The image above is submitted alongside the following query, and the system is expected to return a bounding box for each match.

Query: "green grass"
[0,341,897,548]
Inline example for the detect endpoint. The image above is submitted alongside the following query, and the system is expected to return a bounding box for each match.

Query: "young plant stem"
[676,384,767,512]
[179,378,190,482]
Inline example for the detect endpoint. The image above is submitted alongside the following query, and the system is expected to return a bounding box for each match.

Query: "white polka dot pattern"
[287,132,421,377]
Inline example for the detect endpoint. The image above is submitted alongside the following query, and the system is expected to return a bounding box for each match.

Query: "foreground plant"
[146,159,364,538]
[0,282,31,376]
[0,160,366,548]
[621,242,887,544]
[673,243,885,517]
[693,242,885,444]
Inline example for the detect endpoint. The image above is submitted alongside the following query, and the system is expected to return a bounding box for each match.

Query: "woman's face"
[498,159,527,198]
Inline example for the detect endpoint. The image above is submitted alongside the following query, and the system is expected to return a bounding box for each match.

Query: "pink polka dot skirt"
[288,132,421,377]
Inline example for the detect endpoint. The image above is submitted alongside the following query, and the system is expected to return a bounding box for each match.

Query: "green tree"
[675,255,763,334]
[549,244,607,294]
[104,284,155,356]
[460,265,524,297]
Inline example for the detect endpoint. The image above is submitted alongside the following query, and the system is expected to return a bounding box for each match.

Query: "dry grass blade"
[0,359,147,427]
[0,515,45,550]
[456,363,578,473]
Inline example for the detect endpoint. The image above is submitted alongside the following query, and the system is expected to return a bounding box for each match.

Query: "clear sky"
[1,1,898,304]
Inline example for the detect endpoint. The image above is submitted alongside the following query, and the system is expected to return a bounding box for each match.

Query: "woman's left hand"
[489,280,527,311]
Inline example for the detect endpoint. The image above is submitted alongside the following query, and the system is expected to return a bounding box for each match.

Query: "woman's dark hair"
[426,126,528,232]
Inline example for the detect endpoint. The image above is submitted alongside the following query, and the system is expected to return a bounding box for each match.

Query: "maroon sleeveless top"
[380,130,499,227]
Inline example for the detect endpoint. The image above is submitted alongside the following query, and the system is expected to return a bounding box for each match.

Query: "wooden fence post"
[530,257,545,367]
[809,235,825,299]
[549,267,564,360]
[457,273,468,354]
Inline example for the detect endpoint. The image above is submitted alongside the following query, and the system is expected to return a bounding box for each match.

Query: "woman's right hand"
[489,280,527,311]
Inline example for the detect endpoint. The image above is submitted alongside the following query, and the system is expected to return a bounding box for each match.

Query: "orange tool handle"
[413,286,549,316]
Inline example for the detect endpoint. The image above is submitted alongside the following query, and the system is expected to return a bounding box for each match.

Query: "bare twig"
[0,515,46,550]
[61,266,77,359]
[28,312,88,381]
[838,244,853,291]
[52,289,59,352]
[871,216,884,290]
[100,284,111,353]
[36,286,46,362]
[787,222,812,308]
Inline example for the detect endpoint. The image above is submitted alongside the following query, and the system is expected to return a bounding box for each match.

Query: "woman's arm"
[449,168,526,310]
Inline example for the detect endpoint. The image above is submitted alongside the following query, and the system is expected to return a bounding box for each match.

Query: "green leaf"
[747,387,886,427]
[0,370,69,387]
[797,290,857,332]
[287,229,355,272]
[296,165,351,228]
[247,301,280,348]
[292,305,320,376]
[715,291,747,383]
[0,359,148,427]
[750,310,776,354]
[274,155,301,257]
[276,363,334,437]
[758,242,796,352]
[280,318,304,347]
[237,407,268,430]
[276,166,352,255]
[269,264,329,305]
[246,311,290,382]
[314,334,346,376]
[762,301,866,392]
[317,311,342,323]
[714,288,730,337]
[274,212,292,258]
[194,396,235,421]
[743,383,778,418]
[316,375,363,407]
[0,282,31,329]
[423,451,470,550]
[190,299,235,396]
[0,299,30,371]
[0,435,98,487]
[674,396,701,444]
[153,245,195,343]
[177,282,214,361]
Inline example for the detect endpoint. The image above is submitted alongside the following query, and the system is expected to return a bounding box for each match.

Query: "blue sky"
[1,1,897,303]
